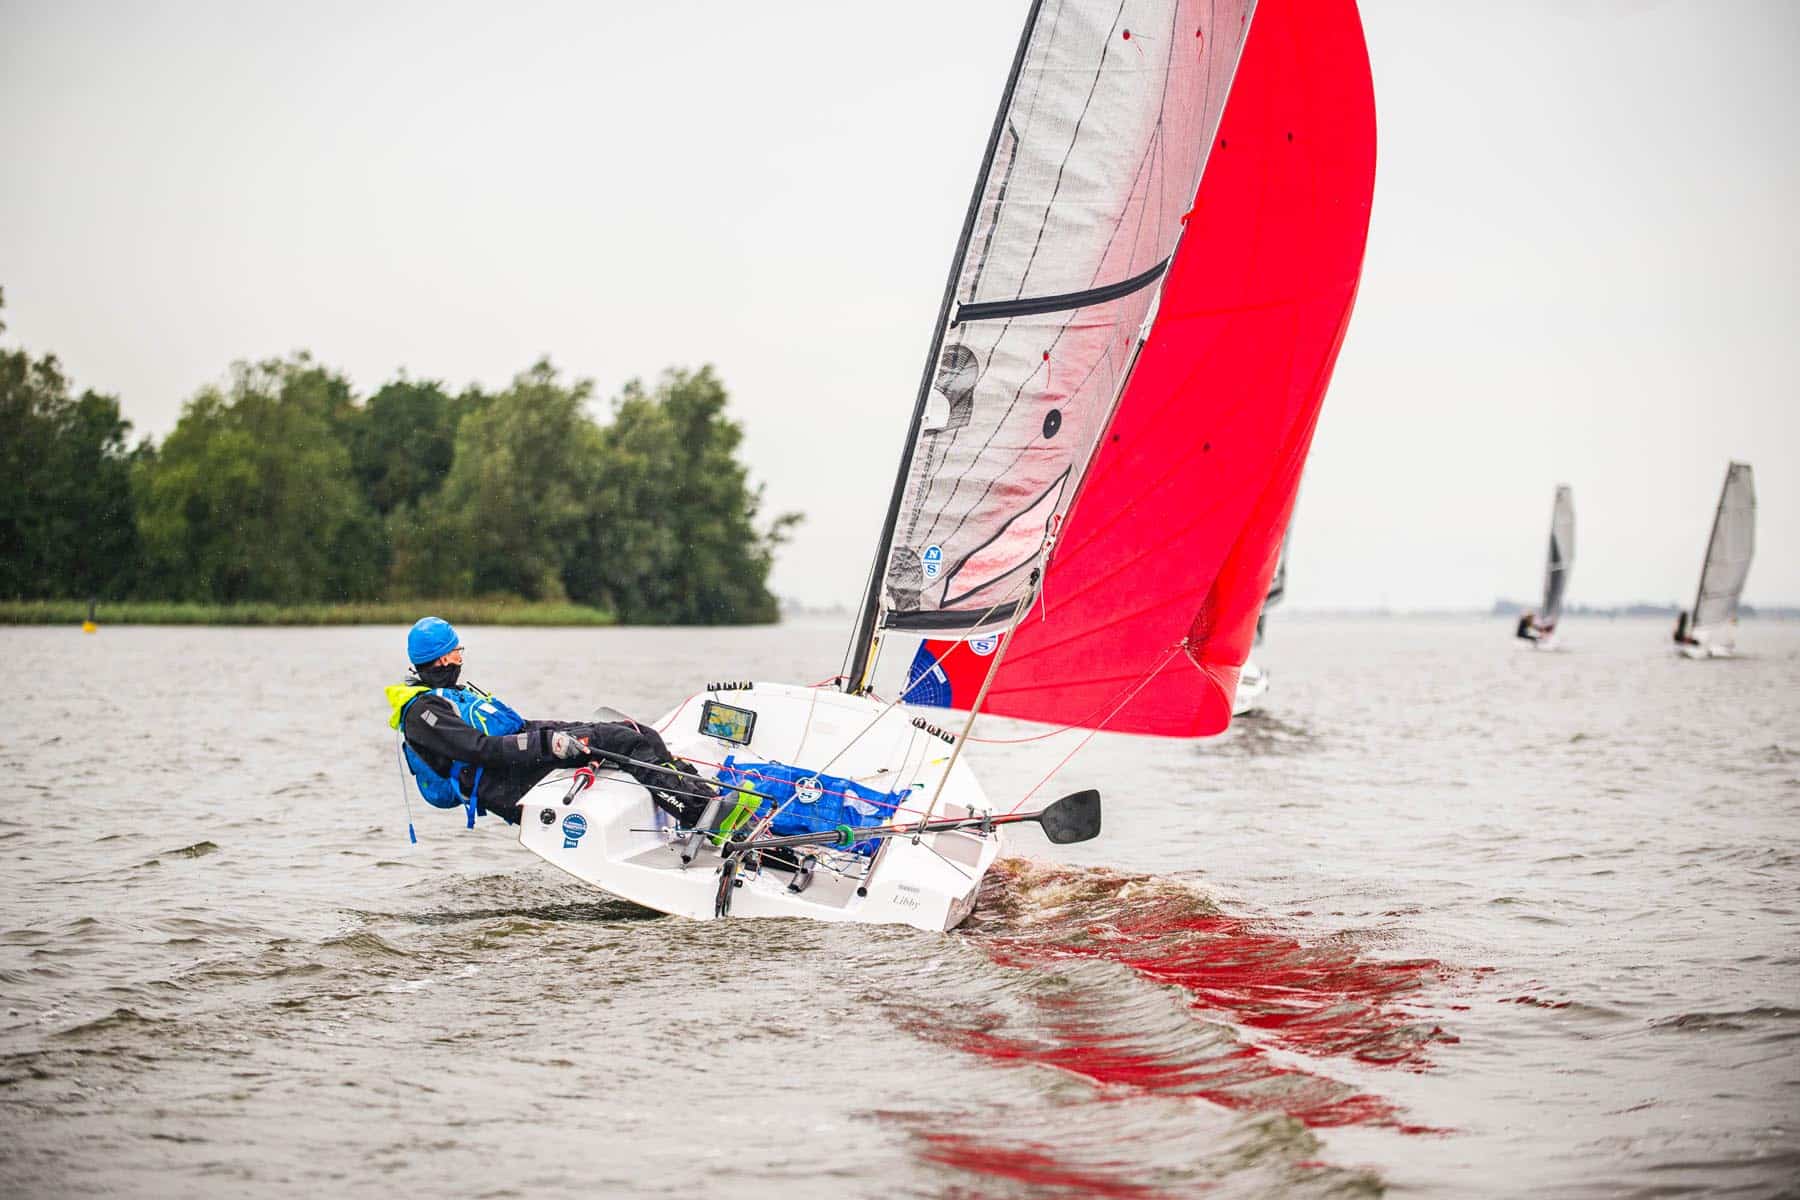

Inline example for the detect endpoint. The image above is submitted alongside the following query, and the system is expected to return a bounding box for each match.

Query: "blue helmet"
[407,616,461,665]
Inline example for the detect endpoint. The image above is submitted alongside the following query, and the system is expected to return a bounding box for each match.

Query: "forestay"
[873,0,1256,639]
[904,0,1377,736]
[1692,462,1755,635]
[1541,485,1574,628]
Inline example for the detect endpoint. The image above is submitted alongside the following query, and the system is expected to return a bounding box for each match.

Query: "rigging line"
[656,691,701,735]
[1006,639,1186,815]
[813,574,1036,781]
[960,654,1188,744]
[911,544,1048,832]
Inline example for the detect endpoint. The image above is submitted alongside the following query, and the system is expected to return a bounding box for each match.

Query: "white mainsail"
[1540,485,1574,630]
[864,0,1255,649]
[1690,462,1755,642]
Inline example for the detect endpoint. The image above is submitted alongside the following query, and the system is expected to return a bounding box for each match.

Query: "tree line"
[0,290,799,623]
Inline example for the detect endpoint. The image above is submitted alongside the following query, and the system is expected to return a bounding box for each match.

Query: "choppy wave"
[914,859,1459,1132]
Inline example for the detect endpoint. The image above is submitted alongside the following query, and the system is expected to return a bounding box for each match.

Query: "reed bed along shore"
[0,599,617,627]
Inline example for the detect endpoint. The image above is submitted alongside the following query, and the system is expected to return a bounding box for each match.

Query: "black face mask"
[416,661,462,689]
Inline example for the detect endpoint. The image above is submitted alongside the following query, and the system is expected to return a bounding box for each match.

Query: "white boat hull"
[518,682,1003,932]
[1232,660,1270,717]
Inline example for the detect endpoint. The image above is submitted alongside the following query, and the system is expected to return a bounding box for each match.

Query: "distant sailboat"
[1673,462,1755,659]
[1233,529,1289,715]
[1514,485,1573,649]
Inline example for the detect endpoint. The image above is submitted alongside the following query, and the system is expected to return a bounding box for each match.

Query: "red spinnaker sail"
[908,0,1376,737]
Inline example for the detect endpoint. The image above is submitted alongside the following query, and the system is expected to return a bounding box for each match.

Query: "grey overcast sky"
[3,1,1795,610]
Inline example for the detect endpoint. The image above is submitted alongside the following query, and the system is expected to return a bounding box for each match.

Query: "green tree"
[134,357,383,601]
[578,366,798,623]
[0,343,140,599]
[351,377,476,516]
[397,361,600,600]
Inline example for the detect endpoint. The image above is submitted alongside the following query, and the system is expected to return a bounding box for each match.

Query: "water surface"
[3,617,1796,1197]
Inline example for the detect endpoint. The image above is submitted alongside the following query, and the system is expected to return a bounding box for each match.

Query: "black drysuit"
[400,686,690,825]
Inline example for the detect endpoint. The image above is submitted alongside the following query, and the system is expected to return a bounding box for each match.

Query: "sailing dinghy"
[518,0,1377,930]
[1674,462,1755,659]
[1516,485,1574,649]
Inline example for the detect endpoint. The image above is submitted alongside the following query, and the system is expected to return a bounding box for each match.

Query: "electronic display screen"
[699,699,756,746]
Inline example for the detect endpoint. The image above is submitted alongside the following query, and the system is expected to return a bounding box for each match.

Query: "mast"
[1691,476,1712,620]
[842,0,1047,695]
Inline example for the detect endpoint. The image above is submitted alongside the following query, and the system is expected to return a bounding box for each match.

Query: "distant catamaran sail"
[896,0,1377,736]
[1517,485,1573,646]
[1676,462,1755,658]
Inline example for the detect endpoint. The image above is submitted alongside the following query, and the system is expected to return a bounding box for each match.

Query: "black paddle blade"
[1036,789,1102,845]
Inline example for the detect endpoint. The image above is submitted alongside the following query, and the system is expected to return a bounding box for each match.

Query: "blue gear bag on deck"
[715,757,912,856]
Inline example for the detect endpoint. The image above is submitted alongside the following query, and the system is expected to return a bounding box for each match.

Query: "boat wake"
[940,859,1458,1130]
[1196,713,1319,758]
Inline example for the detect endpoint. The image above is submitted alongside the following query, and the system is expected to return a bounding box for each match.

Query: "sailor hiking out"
[1515,612,1550,643]
[386,617,714,828]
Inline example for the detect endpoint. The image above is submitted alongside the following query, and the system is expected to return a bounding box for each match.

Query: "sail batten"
[955,256,1171,324]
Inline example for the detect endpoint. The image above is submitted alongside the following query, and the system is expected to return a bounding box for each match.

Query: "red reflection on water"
[917,1131,1180,1200]
[929,1014,1412,1129]
[1021,911,1459,1070]
[942,866,1462,1133]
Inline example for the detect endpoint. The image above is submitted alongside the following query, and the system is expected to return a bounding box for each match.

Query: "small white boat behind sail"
[1515,485,1574,649]
[1233,532,1289,716]
[1674,462,1755,659]
[516,0,1377,930]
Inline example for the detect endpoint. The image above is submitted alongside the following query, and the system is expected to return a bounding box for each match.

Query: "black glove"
[548,730,589,760]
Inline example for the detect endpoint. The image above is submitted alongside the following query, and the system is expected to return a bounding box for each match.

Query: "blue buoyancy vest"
[389,684,526,827]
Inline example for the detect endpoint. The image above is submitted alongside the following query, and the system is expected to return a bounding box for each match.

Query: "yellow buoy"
[82,620,98,634]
